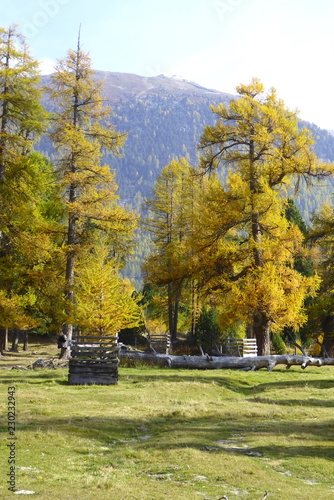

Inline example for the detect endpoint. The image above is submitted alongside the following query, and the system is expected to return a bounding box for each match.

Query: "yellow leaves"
[200,77,334,189]
[236,78,265,99]
[312,202,334,228]
[215,260,320,333]
[0,289,37,330]
[189,78,333,338]
[185,165,319,334]
[72,245,142,335]
[49,43,137,267]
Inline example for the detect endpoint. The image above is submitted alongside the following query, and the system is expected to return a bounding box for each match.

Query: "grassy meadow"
[1,343,334,499]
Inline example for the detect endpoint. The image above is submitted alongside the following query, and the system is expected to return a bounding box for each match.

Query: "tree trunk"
[190,280,197,340]
[23,331,29,351]
[168,281,174,341]
[246,323,254,339]
[253,312,271,356]
[62,209,76,351]
[320,332,334,358]
[0,39,10,182]
[60,44,81,357]
[59,347,71,360]
[4,327,8,351]
[0,327,8,355]
[119,349,334,371]
[10,329,20,352]
[172,287,181,343]
[58,328,72,360]
[168,282,180,343]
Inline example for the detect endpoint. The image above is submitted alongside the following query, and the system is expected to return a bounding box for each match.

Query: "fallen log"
[119,348,334,371]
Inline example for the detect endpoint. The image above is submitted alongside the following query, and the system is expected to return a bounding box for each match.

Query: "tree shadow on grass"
[0,369,68,385]
[1,367,333,394]
[248,397,334,407]
[0,368,334,396]
[6,410,334,462]
[117,371,334,396]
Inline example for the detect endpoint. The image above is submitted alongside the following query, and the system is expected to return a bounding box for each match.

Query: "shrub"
[272,331,286,354]
[193,307,223,353]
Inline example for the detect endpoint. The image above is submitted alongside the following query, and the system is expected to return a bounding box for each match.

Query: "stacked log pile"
[69,335,119,385]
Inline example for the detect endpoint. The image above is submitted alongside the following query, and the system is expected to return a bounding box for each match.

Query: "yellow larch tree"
[47,35,136,350]
[143,157,197,341]
[196,78,331,354]
[72,242,142,336]
[0,25,50,353]
[308,203,334,356]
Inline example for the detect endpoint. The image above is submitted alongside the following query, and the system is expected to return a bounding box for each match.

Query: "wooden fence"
[226,338,258,357]
[68,334,119,385]
[149,333,171,354]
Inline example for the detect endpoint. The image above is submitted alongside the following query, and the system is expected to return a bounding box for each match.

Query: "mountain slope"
[41,71,334,215]
[41,72,233,207]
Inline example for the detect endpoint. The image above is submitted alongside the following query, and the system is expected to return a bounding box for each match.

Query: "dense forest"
[2,25,334,359]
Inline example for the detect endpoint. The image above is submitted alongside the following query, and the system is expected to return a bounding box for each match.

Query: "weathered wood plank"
[72,353,118,360]
[69,366,118,376]
[68,374,118,385]
[69,359,118,365]
[68,335,119,385]
[72,346,119,352]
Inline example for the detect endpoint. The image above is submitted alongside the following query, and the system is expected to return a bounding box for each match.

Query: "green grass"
[1,346,334,499]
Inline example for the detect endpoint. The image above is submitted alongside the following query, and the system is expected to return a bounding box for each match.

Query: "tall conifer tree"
[197,79,331,354]
[308,204,334,356]
[143,157,199,341]
[48,34,136,348]
[0,25,48,353]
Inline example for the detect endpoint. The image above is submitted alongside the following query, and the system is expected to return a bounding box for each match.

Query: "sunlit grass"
[1,357,334,499]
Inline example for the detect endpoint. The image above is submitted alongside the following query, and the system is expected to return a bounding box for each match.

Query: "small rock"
[31,358,56,369]
[194,475,207,482]
[246,451,262,457]
[14,491,35,495]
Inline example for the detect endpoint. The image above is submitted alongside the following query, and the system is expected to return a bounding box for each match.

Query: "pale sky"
[2,0,334,129]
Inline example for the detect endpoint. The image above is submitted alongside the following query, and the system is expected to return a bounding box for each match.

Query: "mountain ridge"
[90,71,233,102]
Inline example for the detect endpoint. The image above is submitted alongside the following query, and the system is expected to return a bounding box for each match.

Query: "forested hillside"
[41,71,334,216]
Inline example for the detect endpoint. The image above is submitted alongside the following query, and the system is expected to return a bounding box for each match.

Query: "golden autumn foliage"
[0,27,52,348]
[143,158,192,337]
[71,244,142,336]
[0,25,47,181]
[144,79,332,354]
[307,202,334,356]
[3,24,334,358]
[193,78,333,354]
[0,289,38,330]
